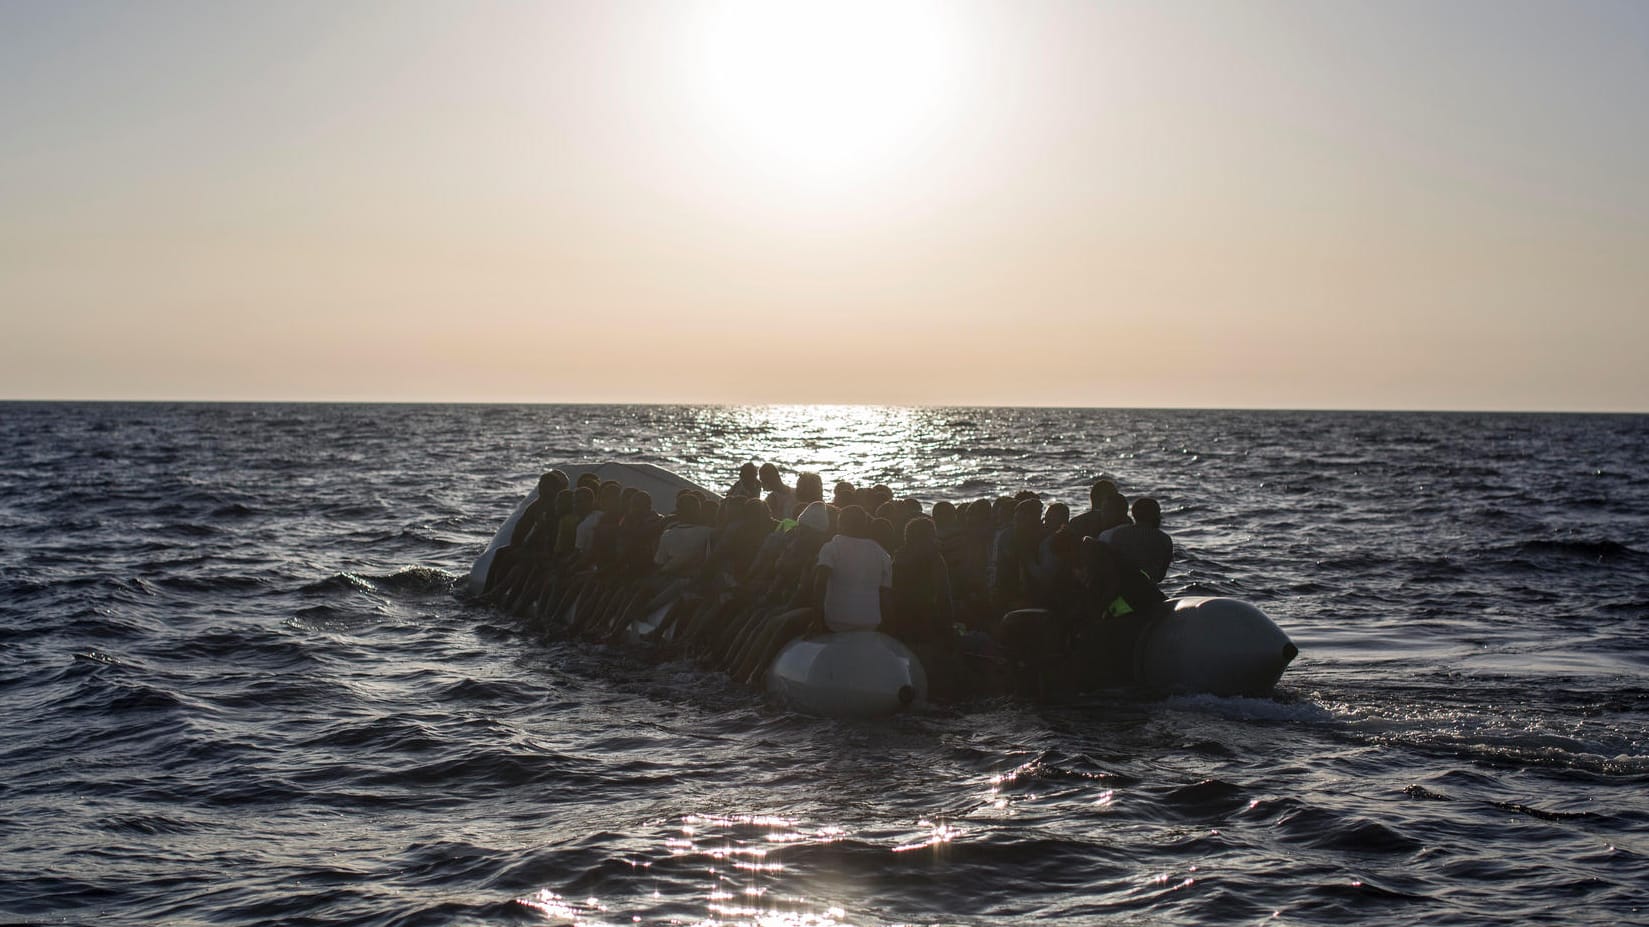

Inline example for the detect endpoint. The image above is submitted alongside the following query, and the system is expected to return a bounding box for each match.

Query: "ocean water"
[1,401,1645,926]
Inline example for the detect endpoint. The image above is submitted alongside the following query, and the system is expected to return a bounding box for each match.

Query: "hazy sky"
[3,0,1646,410]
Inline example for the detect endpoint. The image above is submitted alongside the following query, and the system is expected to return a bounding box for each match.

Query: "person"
[702,496,774,581]
[1068,479,1120,540]
[496,488,577,616]
[832,480,856,508]
[554,488,586,557]
[482,470,567,594]
[952,499,996,628]
[813,505,893,631]
[888,516,954,646]
[991,497,1045,613]
[864,484,895,516]
[728,463,760,500]
[585,489,665,638]
[1078,537,1166,620]
[723,501,835,681]
[1029,502,1071,594]
[516,470,569,544]
[615,490,663,576]
[653,494,711,574]
[758,463,796,521]
[795,472,825,508]
[1098,493,1131,534]
[870,515,897,554]
[576,481,621,557]
[1098,497,1174,583]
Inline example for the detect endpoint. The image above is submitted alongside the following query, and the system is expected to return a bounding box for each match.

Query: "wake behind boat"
[471,463,1297,717]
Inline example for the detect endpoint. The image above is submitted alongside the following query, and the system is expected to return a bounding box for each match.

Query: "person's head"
[619,486,636,511]
[901,515,937,555]
[555,488,575,517]
[744,495,772,527]
[1132,497,1162,528]
[626,490,653,518]
[1044,502,1070,532]
[1100,493,1130,525]
[838,504,870,538]
[538,470,569,498]
[967,498,994,530]
[738,462,758,484]
[699,498,720,526]
[868,484,894,512]
[1089,478,1118,509]
[1013,497,1044,540]
[884,500,916,535]
[1013,489,1039,504]
[992,496,1016,526]
[597,480,622,513]
[931,500,958,532]
[758,462,784,491]
[675,493,702,524]
[832,481,856,507]
[576,472,601,493]
[871,516,896,553]
[574,486,596,517]
[795,471,824,505]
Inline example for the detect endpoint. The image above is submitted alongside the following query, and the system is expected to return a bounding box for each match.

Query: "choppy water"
[2,402,1646,926]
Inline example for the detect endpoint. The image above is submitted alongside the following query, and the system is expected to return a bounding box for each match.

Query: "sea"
[1,402,1645,926]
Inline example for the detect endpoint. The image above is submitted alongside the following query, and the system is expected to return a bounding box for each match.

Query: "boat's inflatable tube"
[467,462,721,598]
[766,631,928,718]
[1134,597,1297,696]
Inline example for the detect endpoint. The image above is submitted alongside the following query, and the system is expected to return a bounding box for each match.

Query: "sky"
[2,0,1646,411]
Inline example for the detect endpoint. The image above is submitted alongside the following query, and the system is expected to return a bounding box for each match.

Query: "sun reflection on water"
[641,404,1111,508]
[671,405,966,501]
[519,808,976,926]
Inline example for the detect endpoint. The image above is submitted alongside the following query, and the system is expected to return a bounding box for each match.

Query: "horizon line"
[2,397,1644,416]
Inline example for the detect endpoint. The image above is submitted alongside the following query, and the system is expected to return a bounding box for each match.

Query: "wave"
[299,566,459,597]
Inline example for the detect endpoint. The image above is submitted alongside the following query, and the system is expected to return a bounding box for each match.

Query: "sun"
[688,1,964,184]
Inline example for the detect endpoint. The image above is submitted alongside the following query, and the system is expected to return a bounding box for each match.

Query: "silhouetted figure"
[1098,497,1174,583]
[759,463,796,521]
[728,462,760,500]
[888,516,954,646]
[1068,478,1120,540]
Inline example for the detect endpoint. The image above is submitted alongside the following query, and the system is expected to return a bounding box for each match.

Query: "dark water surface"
[2,402,1646,925]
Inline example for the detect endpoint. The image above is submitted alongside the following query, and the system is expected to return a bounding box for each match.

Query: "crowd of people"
[481,462,1176,699]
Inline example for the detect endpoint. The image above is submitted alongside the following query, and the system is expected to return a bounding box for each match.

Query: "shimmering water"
[2,402,1645,925]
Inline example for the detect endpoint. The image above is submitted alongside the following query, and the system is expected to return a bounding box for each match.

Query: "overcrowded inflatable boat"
[470,463,1297,717]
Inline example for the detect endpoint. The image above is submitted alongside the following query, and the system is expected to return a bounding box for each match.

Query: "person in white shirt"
[653,494,712,574]
[813,505,893,631]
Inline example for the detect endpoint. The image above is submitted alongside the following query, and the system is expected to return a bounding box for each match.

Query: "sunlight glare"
[691,0,963,183]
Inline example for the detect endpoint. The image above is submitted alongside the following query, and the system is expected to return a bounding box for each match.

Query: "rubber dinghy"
[470,462,1298,718]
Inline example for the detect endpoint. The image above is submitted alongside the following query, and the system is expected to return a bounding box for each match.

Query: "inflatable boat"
[470,463,1297,717]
